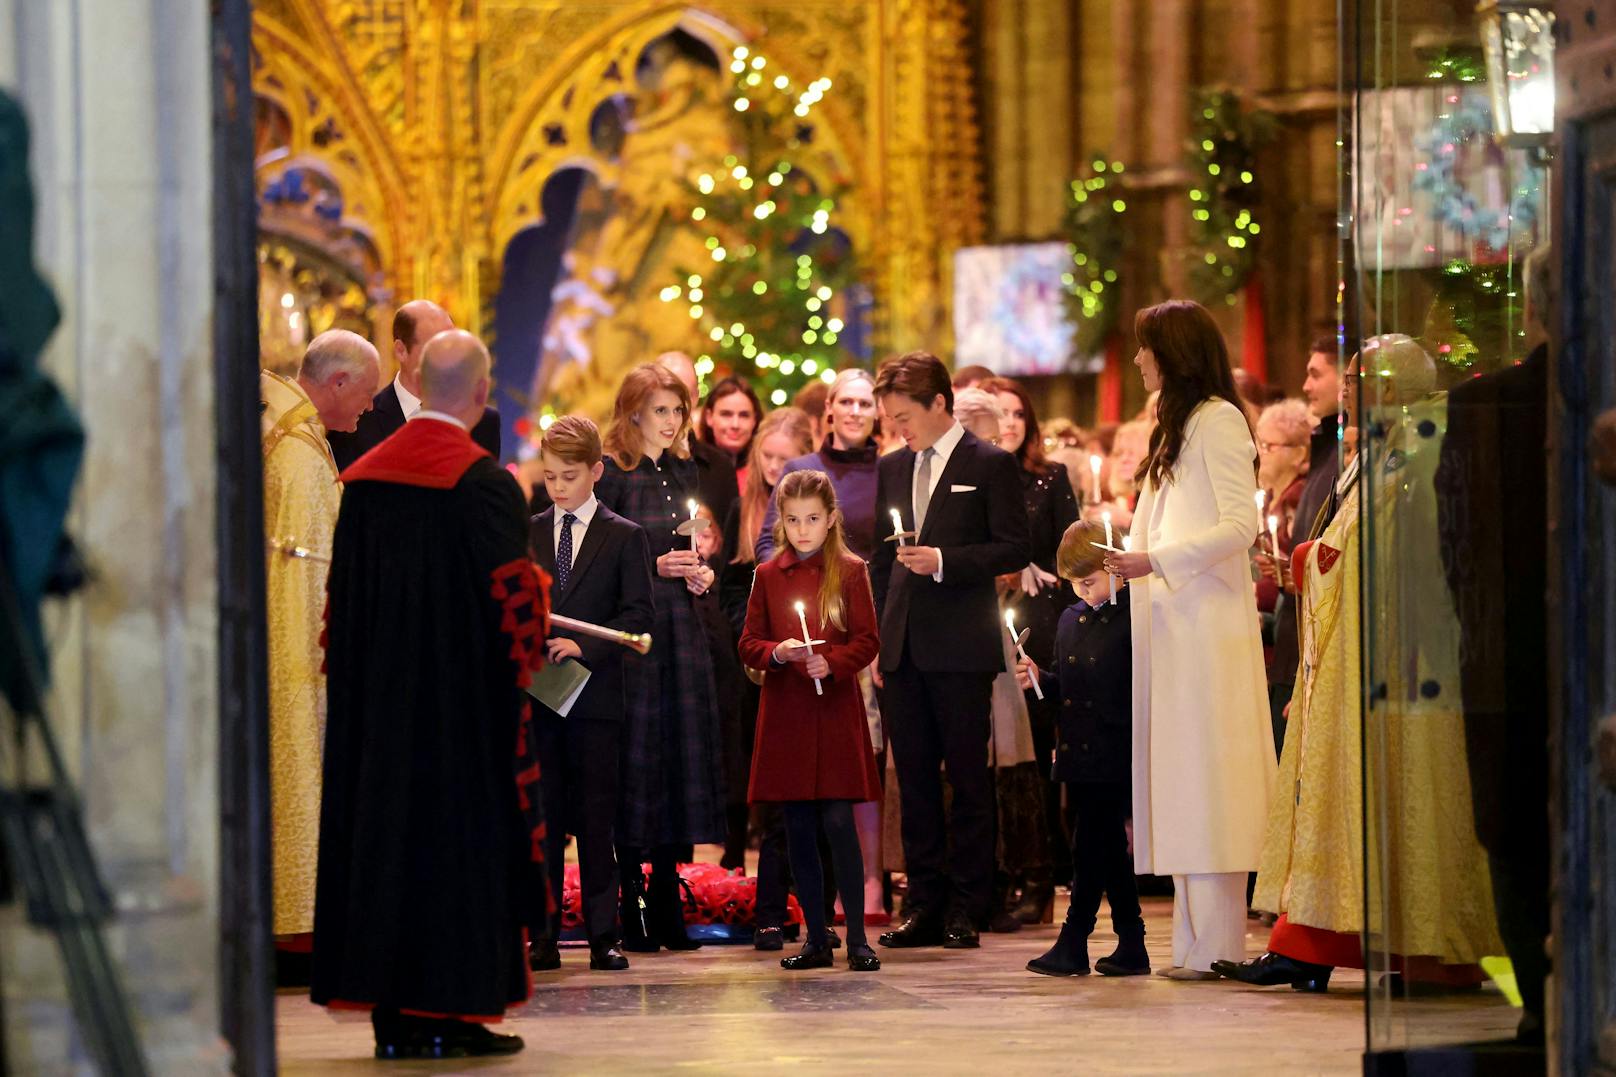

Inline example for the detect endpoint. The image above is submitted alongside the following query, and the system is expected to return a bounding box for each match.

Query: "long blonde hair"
[736,406,814,564]
[771,468,853,631]
[602,364,693,469]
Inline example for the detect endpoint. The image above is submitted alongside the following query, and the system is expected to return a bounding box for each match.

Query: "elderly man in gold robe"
[261,329,379,954]
[1216,334,1503,992]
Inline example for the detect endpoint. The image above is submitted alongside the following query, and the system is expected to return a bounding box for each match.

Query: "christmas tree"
[665,45,861,405]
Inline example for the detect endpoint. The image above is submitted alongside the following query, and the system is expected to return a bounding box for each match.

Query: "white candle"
[1102,510,1117,605]
[1089,454,1103,504]
[1267,513,1281,562]
[795,600,822,696]
[1005,609,1044,700]
[1255,489,1266,517]
[890,507,907,545]
[687,499,699,553]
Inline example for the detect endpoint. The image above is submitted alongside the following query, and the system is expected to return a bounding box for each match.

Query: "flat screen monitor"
[953,242,1089,377]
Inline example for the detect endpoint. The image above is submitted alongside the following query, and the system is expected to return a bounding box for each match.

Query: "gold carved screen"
[249,0,983,409]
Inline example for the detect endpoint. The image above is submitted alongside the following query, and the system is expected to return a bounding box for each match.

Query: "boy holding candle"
[1016,519,1149,977]
[528,416,656,972]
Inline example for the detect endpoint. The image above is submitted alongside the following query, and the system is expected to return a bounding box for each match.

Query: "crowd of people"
[260,273,1551,1057]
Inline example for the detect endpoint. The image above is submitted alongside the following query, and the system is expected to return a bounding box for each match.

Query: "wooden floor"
[276,889,1519,1075]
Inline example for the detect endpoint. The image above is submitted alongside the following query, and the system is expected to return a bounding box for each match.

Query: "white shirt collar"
[920,420,966,466]
[555,494,599,526]
[393,374,422,417]
[409,409,468,431]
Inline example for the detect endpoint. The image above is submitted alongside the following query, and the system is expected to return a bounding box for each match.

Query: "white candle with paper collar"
[1101,510,1117,605]
[794,600,823,696]
[1089,454,1103,504]
[687,499,699,552]
[1005,609,1044,700]
[890,507,907,545]
[1267,513,1281,562]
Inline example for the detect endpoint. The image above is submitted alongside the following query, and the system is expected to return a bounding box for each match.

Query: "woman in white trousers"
[1103,300,1276,980]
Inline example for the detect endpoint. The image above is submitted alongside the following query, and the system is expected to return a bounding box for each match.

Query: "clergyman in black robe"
[311,329,549,1059]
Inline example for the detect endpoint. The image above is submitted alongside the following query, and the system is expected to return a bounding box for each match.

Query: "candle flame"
[1101,510,1112,526]
[687,499,698,516]
[794,600,805,612]
[1256,490,1266,513]
[1005,610,1016,630]
[1122,536,1133,552]
[1267,513,1279,532]
[1089,454,1102,474]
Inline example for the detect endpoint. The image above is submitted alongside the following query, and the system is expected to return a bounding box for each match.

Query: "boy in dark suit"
[1017,520,1148,977]
[870,352,1030,950]
[528,416,655,971]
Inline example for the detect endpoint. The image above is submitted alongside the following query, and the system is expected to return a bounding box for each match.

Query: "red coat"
[739,547,882,802]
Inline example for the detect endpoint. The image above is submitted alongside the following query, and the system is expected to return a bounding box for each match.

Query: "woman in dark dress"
[597,363,726,952]
[699,376,764,483]
[983,376,1080,923]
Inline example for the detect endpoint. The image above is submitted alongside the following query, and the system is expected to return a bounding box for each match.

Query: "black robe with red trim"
[311,417,549,1021]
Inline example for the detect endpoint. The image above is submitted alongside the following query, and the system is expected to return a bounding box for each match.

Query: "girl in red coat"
[740,469,883,972]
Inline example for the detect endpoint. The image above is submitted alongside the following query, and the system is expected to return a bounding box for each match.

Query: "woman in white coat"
[1103,300,1276,979]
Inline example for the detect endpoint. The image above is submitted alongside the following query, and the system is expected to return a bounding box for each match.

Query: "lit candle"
[1101,510,1117,605]
[1122,535,1133,552]
[1089,454,1103,505]
[890,507,907,546]
[1267,513,1281,562]
[1255,489,1266,517]
[1005,609,1044,700]
[795,600,822,696]
[687,499,699,553]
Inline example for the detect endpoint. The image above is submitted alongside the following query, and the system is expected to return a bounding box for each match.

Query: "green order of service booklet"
[524,657,591,717]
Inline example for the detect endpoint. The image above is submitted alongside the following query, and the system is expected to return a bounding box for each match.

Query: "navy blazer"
[529,503,655,723]
[329,382,501,471]
[870,429,1030,673]
[1035,588,1133,785]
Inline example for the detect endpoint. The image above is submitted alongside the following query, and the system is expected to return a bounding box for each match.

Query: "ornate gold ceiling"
[250,0,984,359]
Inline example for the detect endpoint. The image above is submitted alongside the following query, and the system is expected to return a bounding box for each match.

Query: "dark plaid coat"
[597,453,726,848]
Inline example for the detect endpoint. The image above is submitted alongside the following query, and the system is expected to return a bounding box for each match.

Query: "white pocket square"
[950,484,977,493]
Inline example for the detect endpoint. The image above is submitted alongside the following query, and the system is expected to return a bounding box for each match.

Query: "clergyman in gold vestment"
[261,329,379,938]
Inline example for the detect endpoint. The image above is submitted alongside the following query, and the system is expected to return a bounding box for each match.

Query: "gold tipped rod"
[548,614,652,655]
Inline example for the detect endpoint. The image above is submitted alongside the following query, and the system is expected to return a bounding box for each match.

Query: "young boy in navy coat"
[529,416,655,972]
[1016,519,1149,977]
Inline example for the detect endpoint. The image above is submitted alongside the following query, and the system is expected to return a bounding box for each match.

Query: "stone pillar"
[0,0,227,1071]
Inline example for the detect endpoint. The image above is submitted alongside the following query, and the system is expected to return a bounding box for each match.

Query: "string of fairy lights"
[661,45,859,404]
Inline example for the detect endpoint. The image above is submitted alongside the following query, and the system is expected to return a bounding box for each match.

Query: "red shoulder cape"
[339,416,490,489]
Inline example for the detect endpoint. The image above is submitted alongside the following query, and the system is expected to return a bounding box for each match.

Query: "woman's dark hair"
[699,376,764,461]
[980,376,1046,472]
[1133,300,1251,489]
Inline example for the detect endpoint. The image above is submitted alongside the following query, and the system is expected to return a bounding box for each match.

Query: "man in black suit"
[870,352,1031,949]
[527,416,655,973]
[327,299,501,470]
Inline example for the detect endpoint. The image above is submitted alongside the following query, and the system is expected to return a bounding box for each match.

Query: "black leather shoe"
[847,943,881,972]
[943,910,980,949]
[589,942,629,971]
[753,926,784,951]
[781,942,835,970]
[373,1015,525,1059]
[528,938,561,971]
[878,914,944,949]
[1210,951,1332,992]
[826,926,842,950]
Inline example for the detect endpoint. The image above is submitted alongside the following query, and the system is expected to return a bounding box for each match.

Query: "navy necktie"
[557,513,577,592]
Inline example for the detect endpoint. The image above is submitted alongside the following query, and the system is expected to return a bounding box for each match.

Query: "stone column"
[0,0,227,1071]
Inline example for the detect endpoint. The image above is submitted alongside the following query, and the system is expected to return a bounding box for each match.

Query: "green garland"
[1061,156,1128,358]
[1184,89,1274,306]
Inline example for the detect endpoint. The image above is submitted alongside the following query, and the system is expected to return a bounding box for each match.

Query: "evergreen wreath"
[1061,156,1128,359]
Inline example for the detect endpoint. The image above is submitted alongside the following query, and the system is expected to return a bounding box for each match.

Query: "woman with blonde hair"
[597,363,726,953]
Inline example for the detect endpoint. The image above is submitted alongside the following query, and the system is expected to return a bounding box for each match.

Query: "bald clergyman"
[327,300,502,470]
[312,329,548,1058]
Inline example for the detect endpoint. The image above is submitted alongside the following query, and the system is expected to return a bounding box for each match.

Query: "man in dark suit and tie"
[527,416,654,972]
[870,352,1031,949]
[327,299,502,470]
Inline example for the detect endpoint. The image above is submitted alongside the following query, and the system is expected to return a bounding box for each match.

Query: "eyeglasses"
[1257,440,1307,453]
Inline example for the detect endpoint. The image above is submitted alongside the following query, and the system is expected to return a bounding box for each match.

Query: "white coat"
[1128,398,1276,876]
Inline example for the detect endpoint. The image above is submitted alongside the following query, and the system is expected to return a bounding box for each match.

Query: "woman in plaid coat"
[596,364,726,952]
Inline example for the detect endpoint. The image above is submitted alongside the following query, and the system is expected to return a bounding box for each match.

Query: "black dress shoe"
[826,926,842,950]
[781,941,835,970]
[879,915,944,948]
[529,938,561,971]
[373,1015,525,1059]
[589,943,629,971]
[943,911,980,949]
[1210,951,1332,992]
[754,926,784,951]
[847,943,881,972]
